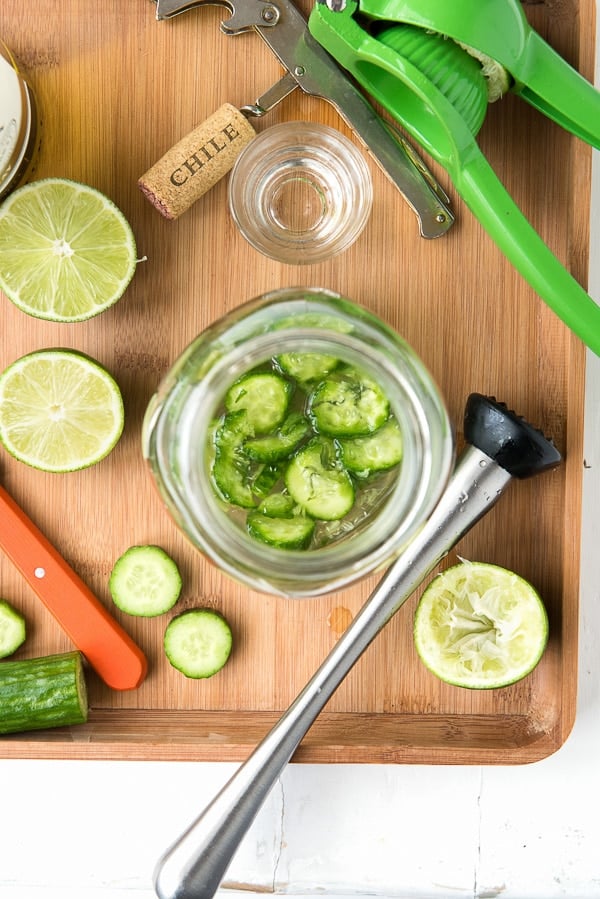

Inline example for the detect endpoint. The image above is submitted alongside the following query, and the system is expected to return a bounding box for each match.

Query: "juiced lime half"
[0,178,137,321]
[414,561,548,689]
[457,42,511,102]
[0,349,124,472]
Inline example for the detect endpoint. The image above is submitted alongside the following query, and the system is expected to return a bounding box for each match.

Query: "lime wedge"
[0,178,137,322]
[0,349,124,472]
[414,560,548,689]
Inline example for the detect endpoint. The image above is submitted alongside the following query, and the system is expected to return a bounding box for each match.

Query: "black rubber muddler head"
[464,394,562,479]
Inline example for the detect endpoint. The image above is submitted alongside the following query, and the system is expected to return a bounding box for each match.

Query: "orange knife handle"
[0,484,147,690]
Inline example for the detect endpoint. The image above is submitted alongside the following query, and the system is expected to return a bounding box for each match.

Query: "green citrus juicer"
[308,1,600,357]
[352,0,600,148]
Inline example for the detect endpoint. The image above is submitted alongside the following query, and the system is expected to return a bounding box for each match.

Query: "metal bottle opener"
[151,0,454,237]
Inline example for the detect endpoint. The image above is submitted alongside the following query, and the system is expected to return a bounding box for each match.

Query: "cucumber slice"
[285,437,355,520]
[0,599,26,659]
[225,372,292,433]
[247,511,315,549]
[214,409,254,449]
[0,651,88,735]
[212,454,257,507]
[257,492,296,517]
[275,352,340,383]
[252,462,285,497]
[308,370,389,437]
[109,545,182,617]
[212,412,258,508]
[271,311,354,339]
[338,417,403,475]
[243,411,310,462]
[206,352,402,551]
[164,609,233,678]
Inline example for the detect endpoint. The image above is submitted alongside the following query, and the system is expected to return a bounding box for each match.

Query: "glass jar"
[142,288,454,598]
[0,41,39,201]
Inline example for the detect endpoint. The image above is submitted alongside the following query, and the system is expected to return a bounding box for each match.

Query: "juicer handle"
[514,30,600,150]
[0,483,147,691]
[456,148,600,357]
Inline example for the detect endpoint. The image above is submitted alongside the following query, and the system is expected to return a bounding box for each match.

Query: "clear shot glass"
[228,122,373,264]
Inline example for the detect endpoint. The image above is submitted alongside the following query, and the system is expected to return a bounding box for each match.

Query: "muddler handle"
[153,394,562,899]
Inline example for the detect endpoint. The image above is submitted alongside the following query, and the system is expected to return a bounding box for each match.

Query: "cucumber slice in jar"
[243,411,310,463]
[257,492,296,517]
[285,437,355,520]
[275,352,340,383]
[164,609,233,678]
[247,511,315,549]
[225,372,292,433]
[212,411,258,508]
[252,462,285,497]
[109,545,182,617]
[206,353,401,551]
[338,417,403,475]
[0,599,26,659]
[308,369,390,437]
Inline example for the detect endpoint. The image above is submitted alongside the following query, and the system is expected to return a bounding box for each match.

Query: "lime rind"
[0,178,137,322]
[0,349,124,472]
[414,560,548,689]
[455,41,511,102]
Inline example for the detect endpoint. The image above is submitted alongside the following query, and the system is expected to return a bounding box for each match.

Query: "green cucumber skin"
[243,412,310,463]
[0,651,88,735]
[212,412,259,508]
[247,511,315,549]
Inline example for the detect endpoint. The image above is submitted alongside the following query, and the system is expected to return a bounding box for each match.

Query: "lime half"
[0,349,124,472]
[0,178,137,322]
[414,561,548,689]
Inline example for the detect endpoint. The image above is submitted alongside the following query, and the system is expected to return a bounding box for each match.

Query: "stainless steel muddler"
[154,393,561,899]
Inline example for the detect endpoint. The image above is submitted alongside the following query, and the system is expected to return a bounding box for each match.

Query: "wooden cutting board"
[0,0,594,763]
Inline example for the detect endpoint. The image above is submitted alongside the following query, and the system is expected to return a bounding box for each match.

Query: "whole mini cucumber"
[0,651,88,735]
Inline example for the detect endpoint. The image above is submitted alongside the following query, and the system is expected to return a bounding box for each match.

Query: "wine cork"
[138,103,256,220]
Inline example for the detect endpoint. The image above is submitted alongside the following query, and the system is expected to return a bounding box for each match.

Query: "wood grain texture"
[0,0,593,763]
